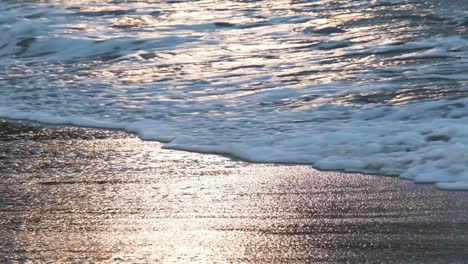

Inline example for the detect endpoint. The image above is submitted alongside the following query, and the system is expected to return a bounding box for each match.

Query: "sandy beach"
[0,120,467,263]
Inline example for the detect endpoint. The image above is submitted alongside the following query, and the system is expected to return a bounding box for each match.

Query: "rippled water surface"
[1,1,468,188]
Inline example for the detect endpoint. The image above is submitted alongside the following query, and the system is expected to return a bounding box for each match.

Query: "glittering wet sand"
[0,120,467,263]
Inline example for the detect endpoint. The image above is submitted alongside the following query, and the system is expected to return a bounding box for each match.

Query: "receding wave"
[0,1,467,190]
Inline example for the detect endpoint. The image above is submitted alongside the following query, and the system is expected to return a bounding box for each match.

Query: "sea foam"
[1,1,467,190]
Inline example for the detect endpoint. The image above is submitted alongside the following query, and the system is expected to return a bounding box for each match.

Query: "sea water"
[1,0,467,189]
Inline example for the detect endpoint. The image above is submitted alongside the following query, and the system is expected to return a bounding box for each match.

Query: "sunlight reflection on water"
[1,1,468,188]
[0,123,467,262]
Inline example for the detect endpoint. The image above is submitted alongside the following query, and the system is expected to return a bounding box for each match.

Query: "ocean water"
[0,0,467,190]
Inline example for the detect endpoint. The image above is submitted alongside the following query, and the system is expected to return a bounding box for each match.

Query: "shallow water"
[1,1,468,188]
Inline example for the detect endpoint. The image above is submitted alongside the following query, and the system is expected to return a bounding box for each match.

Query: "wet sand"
[0,120,467,263]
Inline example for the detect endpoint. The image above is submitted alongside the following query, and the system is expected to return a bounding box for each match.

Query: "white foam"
[2,99,468,191]
[1,1,468,191]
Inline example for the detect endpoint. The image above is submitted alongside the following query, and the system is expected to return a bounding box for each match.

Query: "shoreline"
[0,117,457,192]
[0,119,467,263]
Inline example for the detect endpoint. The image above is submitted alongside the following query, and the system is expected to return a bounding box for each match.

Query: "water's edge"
[2,116,462,192]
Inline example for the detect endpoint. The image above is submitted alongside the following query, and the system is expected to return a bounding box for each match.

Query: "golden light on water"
[1,126,466,263]
[56,0,433,110]
[2,0,468,261]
